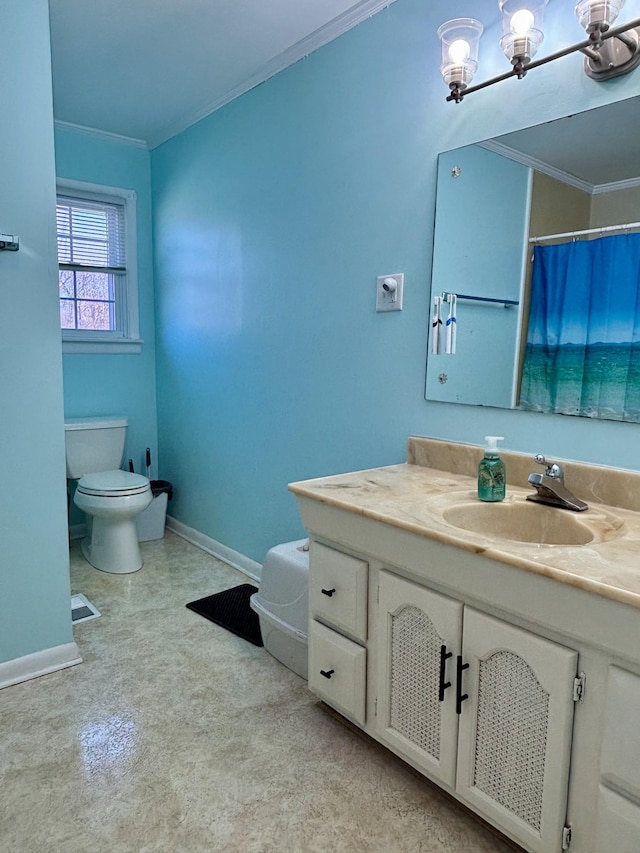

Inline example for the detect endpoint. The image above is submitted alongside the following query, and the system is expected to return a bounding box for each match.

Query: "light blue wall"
[55,128,158,479]
[0,1,72,664]
[151,0,640,564]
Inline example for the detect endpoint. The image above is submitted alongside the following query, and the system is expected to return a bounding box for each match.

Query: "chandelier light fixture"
[439,0,640,102]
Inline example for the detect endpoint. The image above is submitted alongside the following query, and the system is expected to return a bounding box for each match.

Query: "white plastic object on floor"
[250,538,309,679]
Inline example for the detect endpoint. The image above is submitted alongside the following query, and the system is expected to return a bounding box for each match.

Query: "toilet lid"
[77,470,151,496]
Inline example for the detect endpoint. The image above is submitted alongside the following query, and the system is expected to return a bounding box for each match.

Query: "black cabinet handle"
[438,644,453,701]
[320,669,335,679]
[321,588,336,597]
[456,656,469,714]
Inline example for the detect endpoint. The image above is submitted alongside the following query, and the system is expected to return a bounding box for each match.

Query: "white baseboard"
[71,517,263,582]
[166,515,262,582]
[0,642,82,690]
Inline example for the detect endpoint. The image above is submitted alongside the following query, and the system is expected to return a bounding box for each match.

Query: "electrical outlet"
[376,273,404,312]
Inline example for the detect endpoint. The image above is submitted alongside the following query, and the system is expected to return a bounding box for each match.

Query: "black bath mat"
[186,583,263,646]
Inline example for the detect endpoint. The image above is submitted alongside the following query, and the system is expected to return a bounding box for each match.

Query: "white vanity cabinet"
[291,445,640,852]
[376,571,578,853]
[375,571,463,789]
[304,537,587,853]
[308,620,366,724]
[307,542,368,725]
[595,666,640,850]
[309,541,368,643]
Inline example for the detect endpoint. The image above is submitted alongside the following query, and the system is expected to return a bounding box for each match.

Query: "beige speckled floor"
[0,532,516,852]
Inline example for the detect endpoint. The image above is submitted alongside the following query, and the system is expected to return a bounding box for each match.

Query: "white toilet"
[64,417,152,574]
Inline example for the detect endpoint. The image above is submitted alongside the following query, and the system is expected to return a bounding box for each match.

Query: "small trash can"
[136,480,173,542]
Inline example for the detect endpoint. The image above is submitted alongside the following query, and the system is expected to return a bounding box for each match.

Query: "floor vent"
[71,594,101,623]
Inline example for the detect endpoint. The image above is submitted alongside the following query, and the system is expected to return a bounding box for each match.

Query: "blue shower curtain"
[520,233,640,421]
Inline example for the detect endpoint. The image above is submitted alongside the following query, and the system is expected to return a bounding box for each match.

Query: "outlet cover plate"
[376,273,404,312]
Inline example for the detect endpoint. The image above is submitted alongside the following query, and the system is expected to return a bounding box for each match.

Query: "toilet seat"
[77,469,150,497]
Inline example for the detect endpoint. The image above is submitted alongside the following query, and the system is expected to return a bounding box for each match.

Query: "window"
[56,179,141,353]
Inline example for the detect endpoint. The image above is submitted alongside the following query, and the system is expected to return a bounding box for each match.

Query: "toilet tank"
[64,417,128,479]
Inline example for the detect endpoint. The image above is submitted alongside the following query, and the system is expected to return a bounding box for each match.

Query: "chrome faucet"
[526,454,588,512]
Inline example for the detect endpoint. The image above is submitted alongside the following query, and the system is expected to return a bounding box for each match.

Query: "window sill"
[62,337,143,355]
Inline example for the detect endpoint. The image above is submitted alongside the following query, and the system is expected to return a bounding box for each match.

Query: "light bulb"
[510,8,535,34]
[499,0,546,65]
[438,18,483,92]
[575,0,624,33]
[448,38,471,63]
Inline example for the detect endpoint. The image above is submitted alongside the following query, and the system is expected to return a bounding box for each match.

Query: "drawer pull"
[438,644,453,701]
[456,656,469,715]
[320,668,335,679]
[321,587,336,597]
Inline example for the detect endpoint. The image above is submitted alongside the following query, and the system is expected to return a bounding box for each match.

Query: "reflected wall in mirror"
[426,96,640,423]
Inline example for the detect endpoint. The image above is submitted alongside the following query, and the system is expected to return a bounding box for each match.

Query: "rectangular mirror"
[426,96,640,422]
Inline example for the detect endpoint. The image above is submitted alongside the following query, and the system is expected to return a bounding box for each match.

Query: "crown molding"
[54,120,148,149]
[148,0,397,149]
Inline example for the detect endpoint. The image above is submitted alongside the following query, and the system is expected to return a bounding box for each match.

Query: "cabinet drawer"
[310,542,368,641]
[308,620,366,725]
[600,666,640,801]
[596,786,640,853]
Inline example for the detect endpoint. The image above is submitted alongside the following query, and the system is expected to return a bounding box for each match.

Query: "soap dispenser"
[478,436,506,502]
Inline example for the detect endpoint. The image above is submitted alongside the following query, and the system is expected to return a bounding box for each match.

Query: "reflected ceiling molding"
[480,139,595,194]
[481,137,640,196]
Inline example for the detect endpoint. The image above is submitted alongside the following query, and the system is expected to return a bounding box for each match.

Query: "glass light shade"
[575,0,625,33]
[499,0,548,64]
[438,18,484,90]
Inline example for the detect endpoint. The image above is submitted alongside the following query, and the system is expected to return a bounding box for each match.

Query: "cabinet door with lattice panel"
[376,571,463,787]
[456,607,578,853]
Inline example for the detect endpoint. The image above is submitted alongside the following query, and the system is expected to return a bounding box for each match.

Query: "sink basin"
[442,500,594,546]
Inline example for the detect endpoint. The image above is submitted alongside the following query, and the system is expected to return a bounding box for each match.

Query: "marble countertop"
[289,461,640,611]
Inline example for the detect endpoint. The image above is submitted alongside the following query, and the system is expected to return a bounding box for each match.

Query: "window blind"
[56,196,126,271]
